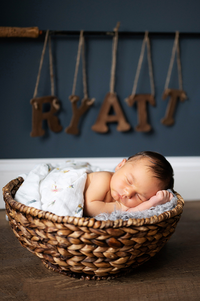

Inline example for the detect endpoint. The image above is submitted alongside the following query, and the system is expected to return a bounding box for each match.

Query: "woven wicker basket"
[3,177,184,280]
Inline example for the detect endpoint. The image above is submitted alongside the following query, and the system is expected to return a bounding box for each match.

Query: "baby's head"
[110,151,174,208]
[127,151,174,190]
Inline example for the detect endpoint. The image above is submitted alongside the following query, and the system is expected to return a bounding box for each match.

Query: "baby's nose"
[124,188,134,198]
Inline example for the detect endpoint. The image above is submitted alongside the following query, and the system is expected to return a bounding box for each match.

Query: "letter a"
[92,92,131,133]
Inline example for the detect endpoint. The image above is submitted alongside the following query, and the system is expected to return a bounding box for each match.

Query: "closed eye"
[126,177,132,185]
[137,194,146,202]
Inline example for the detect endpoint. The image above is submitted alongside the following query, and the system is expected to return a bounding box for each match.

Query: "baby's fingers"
[168,191,173,200]
[156,190,173,202]
[162,190,173,200]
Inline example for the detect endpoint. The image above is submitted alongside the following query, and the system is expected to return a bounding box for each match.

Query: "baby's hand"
[148,190,173,207]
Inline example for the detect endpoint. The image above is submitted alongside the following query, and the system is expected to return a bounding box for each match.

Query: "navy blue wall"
[1,0,200,159]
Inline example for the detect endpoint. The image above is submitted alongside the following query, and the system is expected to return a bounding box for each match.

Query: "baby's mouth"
[118,194,125,200]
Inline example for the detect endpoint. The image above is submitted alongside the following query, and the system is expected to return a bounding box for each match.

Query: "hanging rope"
[146,33,155,97]
[81,35,88,99]
[164,31,183,90]
[71,30,91,101]
[71,31,84,96]
[48,35,55,96]
[33,30,55,98]
[110,22,120,94]
[131,31,155,97]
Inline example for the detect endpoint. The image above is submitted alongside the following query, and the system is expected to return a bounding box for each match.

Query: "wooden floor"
[0,201,200,301]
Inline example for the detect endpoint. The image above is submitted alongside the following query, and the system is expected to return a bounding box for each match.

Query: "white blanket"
[15,161,99,217]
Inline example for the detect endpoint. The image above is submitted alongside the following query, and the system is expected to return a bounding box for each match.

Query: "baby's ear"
[115,159,127,171]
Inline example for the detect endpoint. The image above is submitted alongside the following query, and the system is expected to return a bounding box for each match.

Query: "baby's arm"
[84,172,122,217]
[127,190,173,213]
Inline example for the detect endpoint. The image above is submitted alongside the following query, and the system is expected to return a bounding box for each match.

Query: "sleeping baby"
[84,151,174,217]
[15,151,174,219]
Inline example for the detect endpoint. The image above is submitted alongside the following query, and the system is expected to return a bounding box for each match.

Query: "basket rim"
[3,177,184,229]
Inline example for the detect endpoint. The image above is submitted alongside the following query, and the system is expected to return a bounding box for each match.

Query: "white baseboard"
[1,157,200,209]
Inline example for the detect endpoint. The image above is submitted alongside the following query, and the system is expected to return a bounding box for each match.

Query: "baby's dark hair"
[128,151,174,190]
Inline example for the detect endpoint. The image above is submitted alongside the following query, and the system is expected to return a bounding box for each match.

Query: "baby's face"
[110,158,162,208]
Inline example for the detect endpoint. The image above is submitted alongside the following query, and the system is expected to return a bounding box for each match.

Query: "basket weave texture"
[3,177,184,280]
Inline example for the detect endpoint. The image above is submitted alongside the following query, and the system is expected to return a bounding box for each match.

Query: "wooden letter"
[126,94,155,132]
[30,96,63,137]
[161,89,187,126]
[65,95,94,135]
[92,92,131,133]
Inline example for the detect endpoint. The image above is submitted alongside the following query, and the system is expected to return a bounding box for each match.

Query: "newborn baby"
[84,151,174,217]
